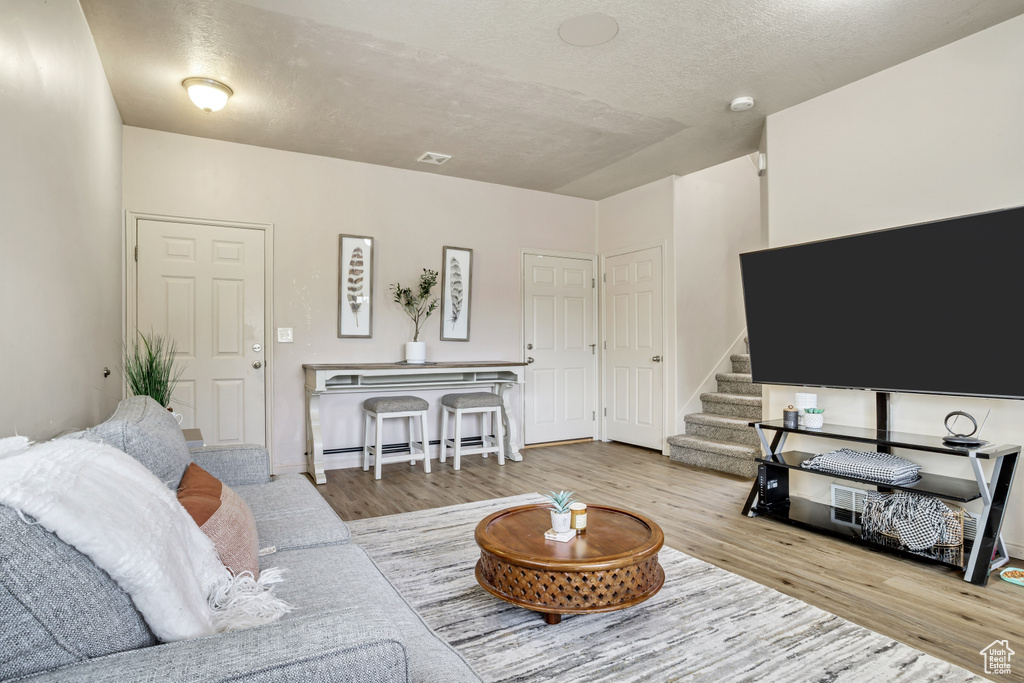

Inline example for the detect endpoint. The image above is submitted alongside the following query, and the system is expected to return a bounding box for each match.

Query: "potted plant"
[123,331,186,416]
[390,269,439,364]
[544,490,576,533]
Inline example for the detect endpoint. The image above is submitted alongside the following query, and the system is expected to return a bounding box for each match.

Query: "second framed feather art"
[338,234,374,338]
[440,246,472,341]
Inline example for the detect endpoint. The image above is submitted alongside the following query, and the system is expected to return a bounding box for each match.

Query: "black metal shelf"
[760,451,982,502]
[754,497,968,570]
[752,419,1017,459]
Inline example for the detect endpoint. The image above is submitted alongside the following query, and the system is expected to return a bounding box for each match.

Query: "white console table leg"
[497,382,522,462]
[306,389,326,484]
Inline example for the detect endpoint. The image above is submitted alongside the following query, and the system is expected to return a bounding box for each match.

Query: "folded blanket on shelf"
[800,447,921,485]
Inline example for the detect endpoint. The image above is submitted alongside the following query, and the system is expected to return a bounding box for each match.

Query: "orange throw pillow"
[177,463,260,578]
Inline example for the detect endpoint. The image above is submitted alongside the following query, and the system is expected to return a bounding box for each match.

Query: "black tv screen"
[740,205,1024,400]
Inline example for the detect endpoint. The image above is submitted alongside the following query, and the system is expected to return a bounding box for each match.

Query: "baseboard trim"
[523,438,593,449]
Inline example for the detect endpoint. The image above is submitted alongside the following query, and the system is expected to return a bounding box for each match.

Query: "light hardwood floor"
[314,441,1024,680]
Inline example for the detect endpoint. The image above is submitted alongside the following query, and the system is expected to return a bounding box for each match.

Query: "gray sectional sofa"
[0,396,481,682]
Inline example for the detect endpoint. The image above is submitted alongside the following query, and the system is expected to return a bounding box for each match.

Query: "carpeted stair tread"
[684,413,753,429]
[730,354,752,374]
[670,447,758,478]
[716,372,755,383]
[683,413,760,447]
[667,434,759,460]
[700,392,761,406]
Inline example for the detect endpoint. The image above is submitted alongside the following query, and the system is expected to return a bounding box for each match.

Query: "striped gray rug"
[347,494,982,682]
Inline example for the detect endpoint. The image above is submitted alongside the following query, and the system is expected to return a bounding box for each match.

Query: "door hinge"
[602,273,606,283]
[592,277,595,288]
[603,408,607,417]
[603,340,607,350]
[134,245,138,261]
[592,410,596,421]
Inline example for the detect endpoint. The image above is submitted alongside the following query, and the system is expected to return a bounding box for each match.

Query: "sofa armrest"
[189,444,272,487]
[22,612,409,683]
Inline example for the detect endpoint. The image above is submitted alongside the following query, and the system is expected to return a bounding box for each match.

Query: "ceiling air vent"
[417,152,451,165]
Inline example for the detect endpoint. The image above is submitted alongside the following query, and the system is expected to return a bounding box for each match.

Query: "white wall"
[596,178,676,451]
[674,156,762,428]
[764,15,1024,554]
[122,127,596,473]
[0,0,123,439]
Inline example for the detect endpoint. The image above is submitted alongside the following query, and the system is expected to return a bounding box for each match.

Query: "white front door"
[604,246,664,450]
[523,253,597,445]
[136,219,267,446]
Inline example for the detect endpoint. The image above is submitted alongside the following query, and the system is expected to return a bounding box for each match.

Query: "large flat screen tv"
[740,205,1024,400]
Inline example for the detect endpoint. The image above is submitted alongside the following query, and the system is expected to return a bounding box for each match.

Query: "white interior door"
[604,246,664,450]
[136,219,266,446]
[523,254,597,444]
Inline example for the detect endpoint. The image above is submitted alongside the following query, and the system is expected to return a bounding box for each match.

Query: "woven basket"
[881,503,964,548]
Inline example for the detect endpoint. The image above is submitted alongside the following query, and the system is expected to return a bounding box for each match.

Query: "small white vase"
[405,341,426,364]
[550,510,571,533]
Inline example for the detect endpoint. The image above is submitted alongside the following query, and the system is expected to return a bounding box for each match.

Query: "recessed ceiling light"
[182,77,233,113]
[417,152,451,165]
[730,96,755,112]
[559,14,619,47]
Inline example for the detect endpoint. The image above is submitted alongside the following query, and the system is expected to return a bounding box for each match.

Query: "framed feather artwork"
[440,246,472,341]
[338,234,374,338]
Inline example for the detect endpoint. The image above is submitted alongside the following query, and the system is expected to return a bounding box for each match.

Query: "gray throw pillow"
[86,395,193,488]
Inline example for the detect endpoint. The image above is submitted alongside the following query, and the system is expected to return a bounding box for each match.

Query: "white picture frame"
[338,234,374,338]
[440,246,472,341]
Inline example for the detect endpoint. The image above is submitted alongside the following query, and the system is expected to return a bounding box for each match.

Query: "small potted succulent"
[804,407,825,429]
[544,490,576,533]
[390,269,439,364]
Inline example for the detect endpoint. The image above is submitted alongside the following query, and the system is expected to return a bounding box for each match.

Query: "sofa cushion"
[86,395,192,488]
[235,474,351,551]
[262,543,481,683]
[178,463,260,577]
[0,504,156,681]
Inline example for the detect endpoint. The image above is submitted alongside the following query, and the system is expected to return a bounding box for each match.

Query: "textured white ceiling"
[80,0,1023,200]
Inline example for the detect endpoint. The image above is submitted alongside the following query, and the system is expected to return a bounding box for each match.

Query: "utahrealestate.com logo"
[980,640,1014,675]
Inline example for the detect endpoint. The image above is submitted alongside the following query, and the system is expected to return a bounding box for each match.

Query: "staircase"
[667,354,763,478]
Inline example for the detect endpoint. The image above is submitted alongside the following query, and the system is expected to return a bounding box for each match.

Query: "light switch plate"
[277,328,293,343]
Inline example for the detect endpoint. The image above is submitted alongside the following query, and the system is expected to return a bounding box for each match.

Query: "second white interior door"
[522,253,597,445]
[604,246,664,450]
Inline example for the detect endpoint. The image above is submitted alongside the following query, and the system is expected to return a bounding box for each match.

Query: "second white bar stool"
[363,395,431,480]
[439,392,505,470]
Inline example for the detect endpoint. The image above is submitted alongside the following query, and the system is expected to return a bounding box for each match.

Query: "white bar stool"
[362,395,431,480]
[439,392,505,470]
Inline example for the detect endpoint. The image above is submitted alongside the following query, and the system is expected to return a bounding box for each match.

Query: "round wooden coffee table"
[474,503,664,624]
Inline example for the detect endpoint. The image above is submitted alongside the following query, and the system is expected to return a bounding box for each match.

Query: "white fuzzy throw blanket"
[0,436,290,642]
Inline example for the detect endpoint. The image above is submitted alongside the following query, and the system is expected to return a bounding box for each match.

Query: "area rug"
[347,494,982,682]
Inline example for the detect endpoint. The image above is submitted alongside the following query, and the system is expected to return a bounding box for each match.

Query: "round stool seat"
[441,392,504,410]
[363,395,429,413]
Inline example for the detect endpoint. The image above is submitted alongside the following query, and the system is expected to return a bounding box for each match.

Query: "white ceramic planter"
[550,510,571,533]
[804,412,825,429]
[405,341,426,364]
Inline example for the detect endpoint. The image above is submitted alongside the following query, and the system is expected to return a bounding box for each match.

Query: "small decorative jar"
[569,502,587,533]
[783,405,799,429]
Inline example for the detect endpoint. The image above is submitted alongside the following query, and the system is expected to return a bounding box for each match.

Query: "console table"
[303,361,526,484]
[743,419,1019,585]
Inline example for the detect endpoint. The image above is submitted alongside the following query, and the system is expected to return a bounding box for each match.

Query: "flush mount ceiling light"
[182,77,233,113]
[730,96,755,112]
[559,14,619,47]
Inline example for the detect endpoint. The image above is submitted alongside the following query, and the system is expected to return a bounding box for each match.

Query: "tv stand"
[742,419,1019,586]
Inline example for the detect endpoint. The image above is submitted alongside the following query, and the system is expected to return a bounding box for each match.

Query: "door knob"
[652,355,662,363]
[526,357,535,364]
[252,361,263,369]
